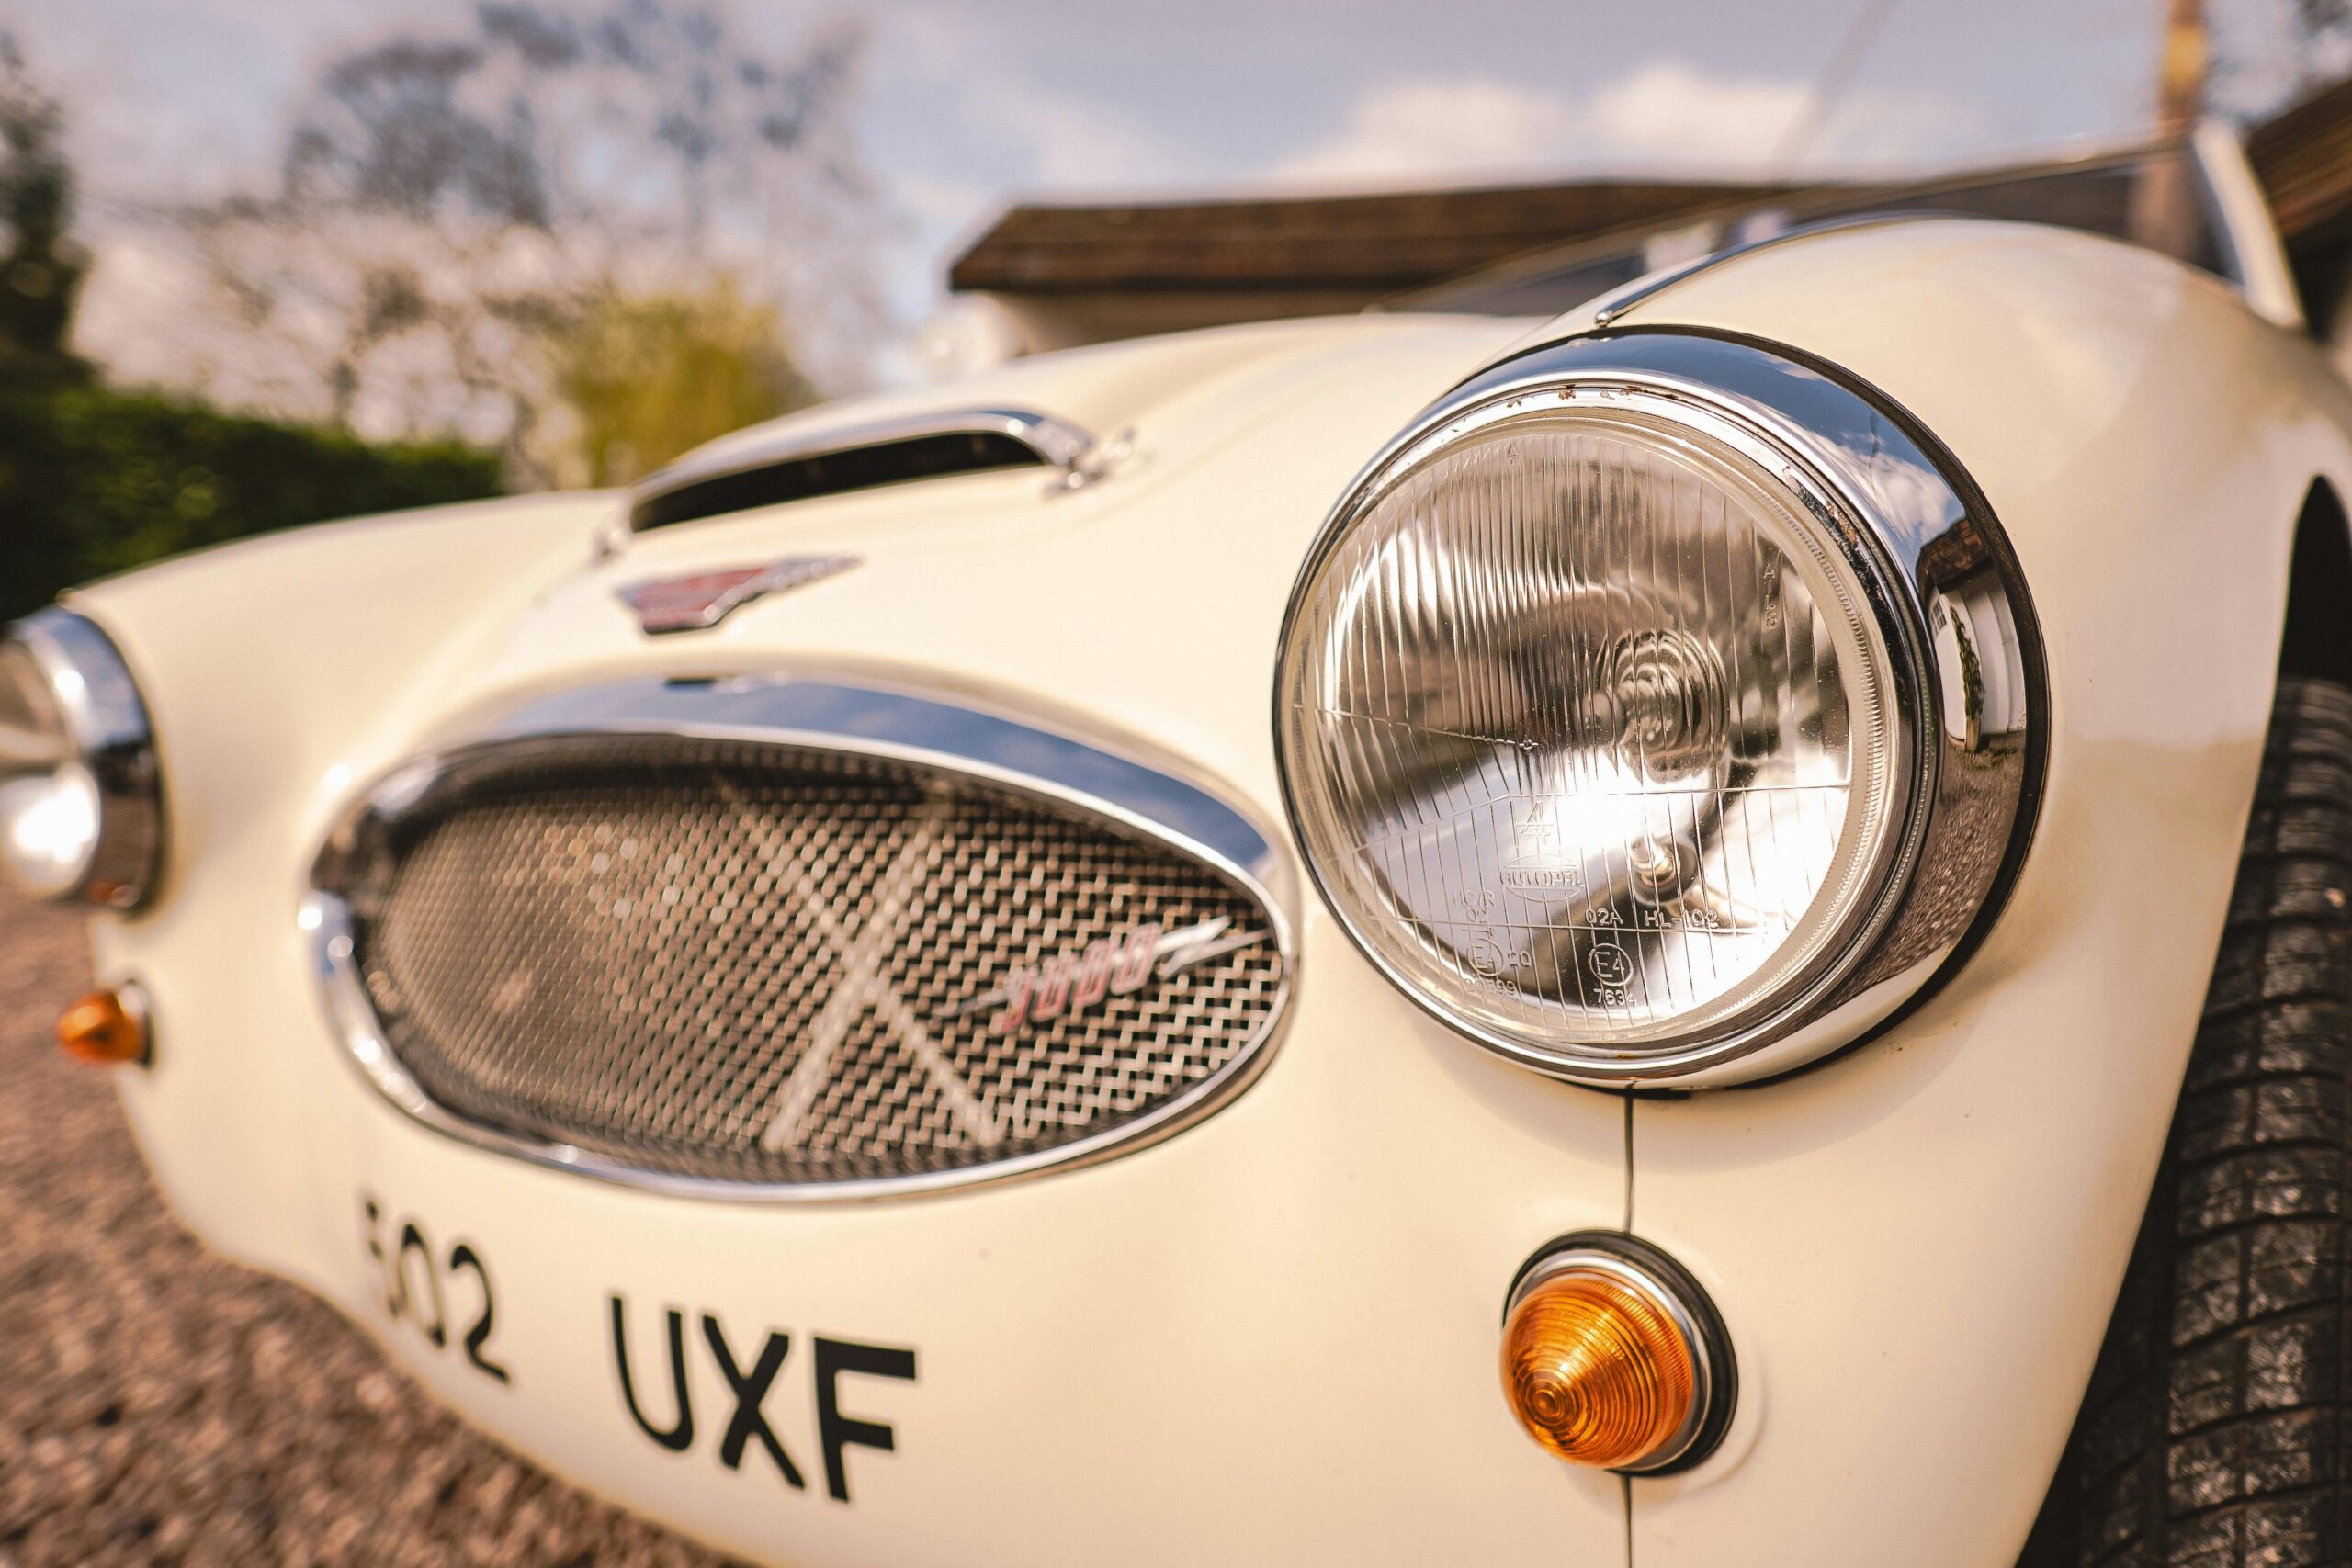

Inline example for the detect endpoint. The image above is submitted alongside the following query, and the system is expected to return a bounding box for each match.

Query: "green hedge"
[0,385,503,621]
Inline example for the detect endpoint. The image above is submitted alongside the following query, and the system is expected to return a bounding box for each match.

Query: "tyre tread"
[2041,678,2352,1568]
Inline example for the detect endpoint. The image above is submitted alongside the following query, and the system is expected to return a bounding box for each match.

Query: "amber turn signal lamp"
[1499,1237,1730,1474]
[57,984,149,1066]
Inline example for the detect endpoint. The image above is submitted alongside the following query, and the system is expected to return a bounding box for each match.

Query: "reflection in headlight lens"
[1,763,100,898]
[1279,407,1908,1062]
[0,641,97,898]
[0,619,160,908]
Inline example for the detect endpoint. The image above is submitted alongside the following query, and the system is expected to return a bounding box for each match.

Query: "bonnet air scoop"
[628,407,1096,531]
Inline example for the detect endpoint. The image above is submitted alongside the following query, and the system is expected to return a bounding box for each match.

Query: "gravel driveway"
[0,887,740,1567]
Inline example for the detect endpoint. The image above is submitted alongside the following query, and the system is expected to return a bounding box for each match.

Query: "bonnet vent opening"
[628,408,1094,531]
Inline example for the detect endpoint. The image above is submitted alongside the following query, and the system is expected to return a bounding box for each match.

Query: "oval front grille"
[339,739,1286,1189]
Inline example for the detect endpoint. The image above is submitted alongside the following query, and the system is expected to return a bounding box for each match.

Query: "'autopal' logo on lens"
[1502,799,1584,894]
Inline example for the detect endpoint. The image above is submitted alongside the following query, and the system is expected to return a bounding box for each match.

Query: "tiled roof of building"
[951,74,2352,306]
[2249,73,2352,244]
[946,179,1790,295]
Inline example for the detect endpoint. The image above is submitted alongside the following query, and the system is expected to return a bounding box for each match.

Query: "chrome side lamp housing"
[0,608,164,908]
[1273,332,2044,1087]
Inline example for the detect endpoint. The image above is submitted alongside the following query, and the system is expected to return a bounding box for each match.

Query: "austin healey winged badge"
[619,554,862,635]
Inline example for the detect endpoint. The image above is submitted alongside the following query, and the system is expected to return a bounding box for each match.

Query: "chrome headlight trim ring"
[1273,329,2045,1088]
[2,607,164,909]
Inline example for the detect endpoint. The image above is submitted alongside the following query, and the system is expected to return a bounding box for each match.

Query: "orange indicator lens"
[57,987,148,1066]
[1500,1261,1697,1470]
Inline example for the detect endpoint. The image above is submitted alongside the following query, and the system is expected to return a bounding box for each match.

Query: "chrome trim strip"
[455,675,1284,886]
[1273,330,2044,1087]
[1588,210,1928,326]
[3,607,164,908]
[629,407,1097,531]
[306,671,1295,1202]
[1589,129,2297,331]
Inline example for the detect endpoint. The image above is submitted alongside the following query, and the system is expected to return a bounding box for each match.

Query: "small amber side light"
[57,986,148,1066]
[1500,1259,1698,1470]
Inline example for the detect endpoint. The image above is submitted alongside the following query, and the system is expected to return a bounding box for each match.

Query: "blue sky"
[6,0,2210,236]
[2,0,2328,387]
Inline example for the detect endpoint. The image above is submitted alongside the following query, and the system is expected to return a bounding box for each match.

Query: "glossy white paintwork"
[1600,222,2352,1566]
[62,220,2352,1566]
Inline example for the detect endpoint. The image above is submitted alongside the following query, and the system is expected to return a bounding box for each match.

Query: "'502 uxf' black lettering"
[609,1293,916,1504]
[361,1193,511,1385]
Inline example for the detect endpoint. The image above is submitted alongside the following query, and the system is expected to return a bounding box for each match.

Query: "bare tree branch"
[161,0,879,485]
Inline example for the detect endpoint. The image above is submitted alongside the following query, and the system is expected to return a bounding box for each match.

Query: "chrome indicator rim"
[1503,1234,1738,1476]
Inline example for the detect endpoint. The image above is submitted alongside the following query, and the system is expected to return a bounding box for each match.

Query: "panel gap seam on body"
[1622,1090,1635,1234]
[1619,1092,1635,1567]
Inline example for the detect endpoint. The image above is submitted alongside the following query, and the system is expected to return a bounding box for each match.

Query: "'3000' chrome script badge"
[935,918,1267,1035]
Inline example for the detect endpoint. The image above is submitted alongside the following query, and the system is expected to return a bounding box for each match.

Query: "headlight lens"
[0,644,93,897]
[1277,334,2040,1083]
[0,611,163,908]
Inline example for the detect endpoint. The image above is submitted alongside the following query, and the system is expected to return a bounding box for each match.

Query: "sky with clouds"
[1,0,2330,382]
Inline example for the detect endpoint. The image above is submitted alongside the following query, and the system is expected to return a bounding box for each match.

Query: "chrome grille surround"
[307,674,1294,1201]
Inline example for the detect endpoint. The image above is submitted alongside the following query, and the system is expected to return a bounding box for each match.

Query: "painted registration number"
[359,1190,919,1505]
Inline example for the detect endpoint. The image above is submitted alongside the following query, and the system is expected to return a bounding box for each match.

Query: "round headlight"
[1276,333,2040,1084]
[0,610,163,908]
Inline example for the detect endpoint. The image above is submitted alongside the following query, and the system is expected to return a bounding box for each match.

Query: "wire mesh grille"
[347,740,1285,1186]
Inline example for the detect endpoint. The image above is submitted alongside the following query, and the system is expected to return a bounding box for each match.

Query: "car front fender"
[1592,220,2352,1565]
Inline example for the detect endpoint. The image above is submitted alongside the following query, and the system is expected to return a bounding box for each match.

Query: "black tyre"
[2026,676,2352,1567]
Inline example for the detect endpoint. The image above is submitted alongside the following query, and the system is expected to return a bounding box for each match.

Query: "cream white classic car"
[10,124,2352,1568]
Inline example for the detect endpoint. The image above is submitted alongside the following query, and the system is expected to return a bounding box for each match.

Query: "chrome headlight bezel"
[0,608,164,909]
[1273,331,2044,1087]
